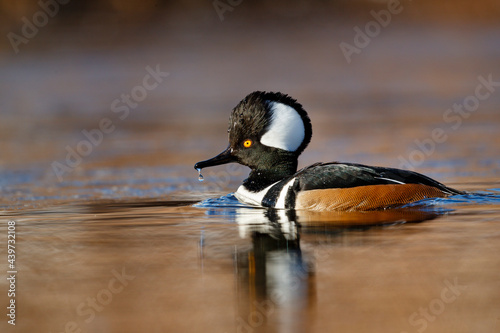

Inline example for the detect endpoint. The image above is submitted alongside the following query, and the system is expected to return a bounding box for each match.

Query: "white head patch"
[260,101,305,152]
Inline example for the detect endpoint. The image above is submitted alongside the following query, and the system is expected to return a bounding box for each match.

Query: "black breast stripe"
[261,178,292,208]
[284,185,297,209]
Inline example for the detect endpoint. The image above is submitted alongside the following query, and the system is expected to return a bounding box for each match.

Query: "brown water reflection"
[2,199,500,333]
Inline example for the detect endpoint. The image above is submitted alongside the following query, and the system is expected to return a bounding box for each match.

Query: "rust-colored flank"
[295,184,447,211]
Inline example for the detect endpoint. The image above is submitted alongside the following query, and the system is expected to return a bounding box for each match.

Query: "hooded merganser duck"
[194,91,463,211]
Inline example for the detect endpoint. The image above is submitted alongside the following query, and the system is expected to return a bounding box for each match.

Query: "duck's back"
[264,162,462,211]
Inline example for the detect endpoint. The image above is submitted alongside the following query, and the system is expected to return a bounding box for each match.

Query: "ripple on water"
[193,193,248,209]
[194,190,500,211]
[403,189,500,208]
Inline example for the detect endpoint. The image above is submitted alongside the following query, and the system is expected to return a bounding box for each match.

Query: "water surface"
[1,7,500,333]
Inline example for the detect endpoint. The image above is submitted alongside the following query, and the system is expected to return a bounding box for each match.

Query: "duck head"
[194,91,312,184]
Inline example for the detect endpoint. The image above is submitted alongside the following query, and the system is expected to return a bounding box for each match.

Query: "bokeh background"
[1,2,500,333]
[0,0,499,206]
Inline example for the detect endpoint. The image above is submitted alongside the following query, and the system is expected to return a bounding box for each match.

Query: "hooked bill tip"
[194,161,207,170]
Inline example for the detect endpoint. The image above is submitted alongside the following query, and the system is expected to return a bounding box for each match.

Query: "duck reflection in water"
[234,209,315,333]
[215,203,444,333]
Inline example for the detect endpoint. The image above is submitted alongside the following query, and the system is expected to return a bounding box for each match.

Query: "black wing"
[293,162,462,195]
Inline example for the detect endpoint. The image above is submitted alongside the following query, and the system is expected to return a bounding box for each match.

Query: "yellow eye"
[243,139,253,148]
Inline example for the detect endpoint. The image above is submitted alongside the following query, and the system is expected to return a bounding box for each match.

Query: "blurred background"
[1,0,499,208]
[1,3,500,333]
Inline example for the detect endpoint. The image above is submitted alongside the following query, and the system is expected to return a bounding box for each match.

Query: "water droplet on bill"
[197,168,204,182]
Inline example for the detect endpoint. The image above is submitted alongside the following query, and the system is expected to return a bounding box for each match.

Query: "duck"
[194,91,463,211]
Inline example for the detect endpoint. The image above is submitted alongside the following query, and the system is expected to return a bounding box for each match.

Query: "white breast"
[234,183,276,207]
[274,178,296,209]
[234,178,297,209]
